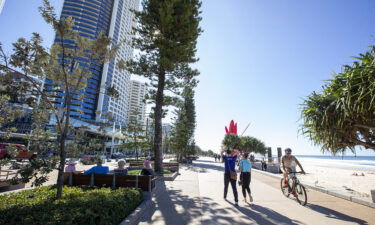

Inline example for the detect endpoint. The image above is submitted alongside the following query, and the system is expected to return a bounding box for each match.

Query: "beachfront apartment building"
[127,80,147,123]
[45,0,139,125]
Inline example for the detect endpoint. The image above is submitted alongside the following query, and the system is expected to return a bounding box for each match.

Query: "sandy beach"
[299,164,375,199]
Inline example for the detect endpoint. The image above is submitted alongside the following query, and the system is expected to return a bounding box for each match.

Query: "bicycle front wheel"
[280,178,290,197]
[295,183,307,206]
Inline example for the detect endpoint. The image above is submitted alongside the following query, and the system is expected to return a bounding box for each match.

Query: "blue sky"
[1,0,374,156]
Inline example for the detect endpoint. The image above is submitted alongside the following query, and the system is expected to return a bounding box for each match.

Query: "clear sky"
[0,0,374,156]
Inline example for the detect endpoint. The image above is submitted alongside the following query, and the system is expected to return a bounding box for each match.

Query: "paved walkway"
[138,158,375,225]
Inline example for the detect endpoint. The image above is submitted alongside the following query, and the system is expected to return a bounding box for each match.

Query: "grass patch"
[128,169,142,175]
[128,169,173,176]
[0,186,142,225]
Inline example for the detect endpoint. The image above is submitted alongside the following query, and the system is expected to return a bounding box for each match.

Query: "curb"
[252,169,375,209]
[119,199,152,225]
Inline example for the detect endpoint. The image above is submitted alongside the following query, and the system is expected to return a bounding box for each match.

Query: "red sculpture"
[225,120,238,135]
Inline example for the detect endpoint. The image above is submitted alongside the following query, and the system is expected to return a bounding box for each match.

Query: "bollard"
[267,147,272,163]
[277,147,282,163]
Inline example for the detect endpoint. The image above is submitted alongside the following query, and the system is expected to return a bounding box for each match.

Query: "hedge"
[0,186,142,225]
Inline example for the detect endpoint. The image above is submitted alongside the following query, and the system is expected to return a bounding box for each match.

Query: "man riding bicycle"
[281,148,305,195]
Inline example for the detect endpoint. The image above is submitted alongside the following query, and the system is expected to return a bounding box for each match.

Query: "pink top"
[65,165,76,173]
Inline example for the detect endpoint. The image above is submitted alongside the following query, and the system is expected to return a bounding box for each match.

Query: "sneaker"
[249,196,253,202]
[235,202,239,206]
[291,191,297,197]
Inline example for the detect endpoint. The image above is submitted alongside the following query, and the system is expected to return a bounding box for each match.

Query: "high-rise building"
[0,0,6,14]
[46,0,139,124]
[127,80,147,123]
[97,0,139,124]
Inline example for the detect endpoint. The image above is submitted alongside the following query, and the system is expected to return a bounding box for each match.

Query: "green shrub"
[0,186,142,225]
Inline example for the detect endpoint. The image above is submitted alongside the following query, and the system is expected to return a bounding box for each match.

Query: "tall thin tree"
[127,0,202,172]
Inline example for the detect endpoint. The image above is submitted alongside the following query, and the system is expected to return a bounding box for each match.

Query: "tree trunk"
[56,96,71,199]
[56,132,67,199]
[153,71,165,173]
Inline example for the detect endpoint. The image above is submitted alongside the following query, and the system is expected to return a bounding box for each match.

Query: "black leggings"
[240,172,251,198]
[224,172,238,202]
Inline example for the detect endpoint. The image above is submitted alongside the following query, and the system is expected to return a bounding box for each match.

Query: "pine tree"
[171,87,196,161]
[122,110,147,160]
[127,0,202,172]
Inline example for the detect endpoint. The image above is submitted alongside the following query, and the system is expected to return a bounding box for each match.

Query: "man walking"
[221,148,239,206]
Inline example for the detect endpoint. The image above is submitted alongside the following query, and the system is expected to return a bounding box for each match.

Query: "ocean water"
[295,155,375,171]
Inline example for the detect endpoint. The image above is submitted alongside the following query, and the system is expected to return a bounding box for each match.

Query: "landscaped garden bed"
[0,185,142,225]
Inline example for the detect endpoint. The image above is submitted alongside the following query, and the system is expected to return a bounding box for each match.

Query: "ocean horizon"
[253,154,375,171]
[295,155,375,171]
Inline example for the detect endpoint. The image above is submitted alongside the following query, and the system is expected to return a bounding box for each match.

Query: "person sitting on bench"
[113,160,128,175]
[141,160,155,176]
[65,160,78,173]
[84,160,109,175]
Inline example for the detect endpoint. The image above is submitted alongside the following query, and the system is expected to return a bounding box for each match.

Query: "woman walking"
[239,152,253,202]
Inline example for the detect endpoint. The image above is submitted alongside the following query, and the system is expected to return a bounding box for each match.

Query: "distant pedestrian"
[261,160,265,171]
[218,154,221,163]
[214,154,217,162]
[239,153,253,202]
[261,159,268,171]
[221,148,239,206]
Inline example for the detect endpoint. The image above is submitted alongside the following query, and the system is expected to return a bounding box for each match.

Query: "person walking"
[221,148,239,206]
[239,152,253,202]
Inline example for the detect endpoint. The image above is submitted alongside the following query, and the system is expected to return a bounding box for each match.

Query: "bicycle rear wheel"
[295,183,307,206]
[280,178,290,197]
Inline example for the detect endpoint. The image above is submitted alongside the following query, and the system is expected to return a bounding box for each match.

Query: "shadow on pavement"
[218,201,304,225]
[139,180,202,225]
[306,204,368,225]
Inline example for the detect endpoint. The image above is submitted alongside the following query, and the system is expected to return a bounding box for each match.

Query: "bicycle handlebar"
[287,171,307,174]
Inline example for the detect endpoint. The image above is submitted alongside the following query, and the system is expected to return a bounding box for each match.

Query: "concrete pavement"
[138,158,375,225]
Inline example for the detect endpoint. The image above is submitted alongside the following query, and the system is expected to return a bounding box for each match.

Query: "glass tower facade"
[46,0,139,124]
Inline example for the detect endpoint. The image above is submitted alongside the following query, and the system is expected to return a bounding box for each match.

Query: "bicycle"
[280,171,307,206]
